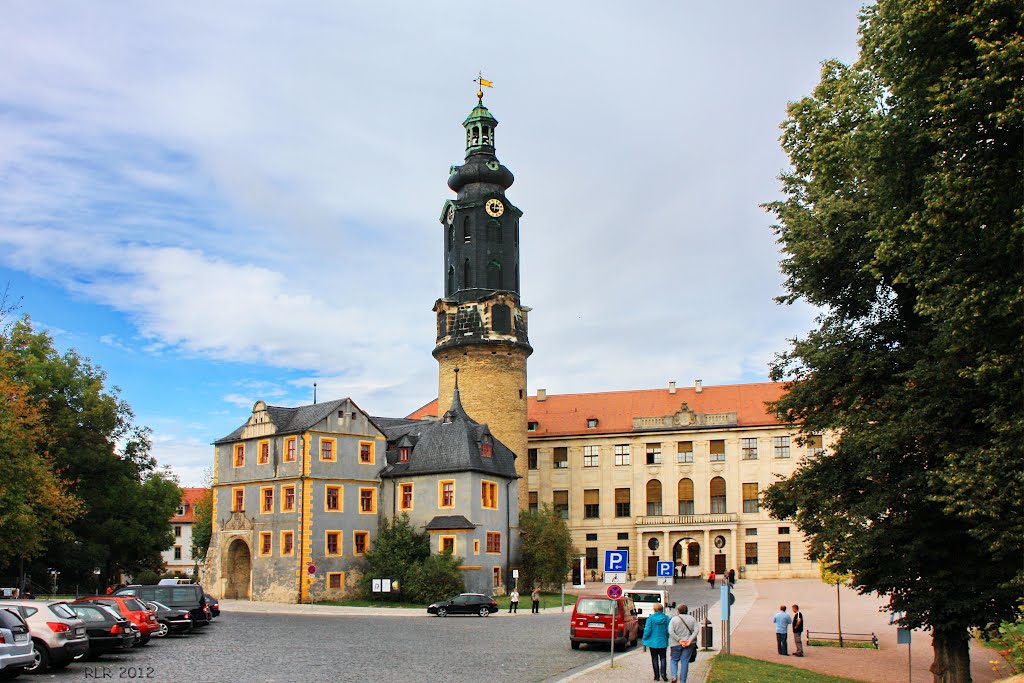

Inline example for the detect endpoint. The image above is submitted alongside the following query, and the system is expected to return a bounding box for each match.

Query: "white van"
[625,589,669,624]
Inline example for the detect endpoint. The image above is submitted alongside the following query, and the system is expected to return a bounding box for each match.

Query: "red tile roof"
[406,382,787,437]
[171,487,209,524]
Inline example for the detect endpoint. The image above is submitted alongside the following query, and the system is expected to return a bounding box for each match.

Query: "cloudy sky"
[0,1,865,486]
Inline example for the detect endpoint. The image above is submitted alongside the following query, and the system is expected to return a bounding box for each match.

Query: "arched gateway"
[223,539,251,599]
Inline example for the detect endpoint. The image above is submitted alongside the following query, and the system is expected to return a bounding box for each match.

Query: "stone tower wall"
[436,345,529,513]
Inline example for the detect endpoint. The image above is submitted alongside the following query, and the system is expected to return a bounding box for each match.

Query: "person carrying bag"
[667,604,699,682]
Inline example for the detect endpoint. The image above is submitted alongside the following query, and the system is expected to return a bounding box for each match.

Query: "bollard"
[701,619,714,650]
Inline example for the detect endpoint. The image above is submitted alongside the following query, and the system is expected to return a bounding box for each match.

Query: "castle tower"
[433,91,532,512]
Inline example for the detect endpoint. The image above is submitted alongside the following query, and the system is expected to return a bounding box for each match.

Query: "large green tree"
[762,2,1022,682]
[358,513,430,600]
[519,505,577,590]
[0,317,181,587]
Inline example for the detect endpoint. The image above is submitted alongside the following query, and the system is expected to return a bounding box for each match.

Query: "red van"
[569,595,640,650]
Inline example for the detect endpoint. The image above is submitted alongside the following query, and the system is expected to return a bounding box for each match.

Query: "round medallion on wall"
[714,535,726,549]
[446,205,455,224]
[648,538,660,551]
[485,198,505,217]
[486,159,500,171]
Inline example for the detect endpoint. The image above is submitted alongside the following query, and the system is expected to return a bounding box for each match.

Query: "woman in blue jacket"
[642,603,671,681]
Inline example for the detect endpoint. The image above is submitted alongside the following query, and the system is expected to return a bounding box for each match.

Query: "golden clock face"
[485,199,504,217]
[446,205,455,224]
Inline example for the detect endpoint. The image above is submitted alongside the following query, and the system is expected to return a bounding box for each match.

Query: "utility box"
[701,620,713,649]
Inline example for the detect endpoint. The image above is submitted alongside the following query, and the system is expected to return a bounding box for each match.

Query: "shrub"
[404,552,465,604]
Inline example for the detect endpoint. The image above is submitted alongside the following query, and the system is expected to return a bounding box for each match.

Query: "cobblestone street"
[39,610,605,683]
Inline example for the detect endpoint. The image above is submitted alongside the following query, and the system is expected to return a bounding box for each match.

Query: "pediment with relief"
[222,511,255,531]
[633,401,738,430]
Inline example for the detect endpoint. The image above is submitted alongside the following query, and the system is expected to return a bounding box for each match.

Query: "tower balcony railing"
[635,513,738,527]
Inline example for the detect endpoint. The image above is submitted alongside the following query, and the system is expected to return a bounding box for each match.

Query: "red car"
[569,595,640,650]
[74,596,159,645]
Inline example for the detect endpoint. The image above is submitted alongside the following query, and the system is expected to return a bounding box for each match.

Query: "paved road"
[38,610,606,683]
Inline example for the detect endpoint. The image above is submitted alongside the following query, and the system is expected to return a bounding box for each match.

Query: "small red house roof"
[171,487,209,524]
[406,382,786,437]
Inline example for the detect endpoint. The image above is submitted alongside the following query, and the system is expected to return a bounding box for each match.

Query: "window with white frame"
[614,444,630,466]
[774,436,791,459]
[583,445,599,467]
[741,437,758,460]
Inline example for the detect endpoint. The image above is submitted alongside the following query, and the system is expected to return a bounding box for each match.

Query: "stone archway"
[672,538,700,575]
[224,538,252,599]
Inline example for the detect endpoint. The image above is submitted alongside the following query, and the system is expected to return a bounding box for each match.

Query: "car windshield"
[72,606,108,623]
[48,603,77,619]
[576,598,616,615]
[626,593,662,603]
[124,598,147,612]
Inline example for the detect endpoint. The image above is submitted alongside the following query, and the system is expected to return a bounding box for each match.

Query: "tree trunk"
[930,627,972,683]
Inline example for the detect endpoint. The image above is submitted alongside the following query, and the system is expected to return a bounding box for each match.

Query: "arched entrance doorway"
[672,538,700,577]
[224,538,252,599]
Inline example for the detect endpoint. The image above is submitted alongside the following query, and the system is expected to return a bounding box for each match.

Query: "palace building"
[204,91,527,602]
[410,379,825,581]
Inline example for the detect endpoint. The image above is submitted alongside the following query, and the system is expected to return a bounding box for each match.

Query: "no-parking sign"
[606,584,623,600]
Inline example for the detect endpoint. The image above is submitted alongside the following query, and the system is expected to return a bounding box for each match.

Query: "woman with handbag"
[668,604,699,682]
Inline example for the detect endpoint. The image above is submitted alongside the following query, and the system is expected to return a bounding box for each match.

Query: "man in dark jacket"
[791,604,804,656]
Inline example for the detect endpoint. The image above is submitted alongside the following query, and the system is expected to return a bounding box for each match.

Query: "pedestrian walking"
[707,570,716,589]
[531,587,541,614]
[792,604,804,656]
[772,605,792,655]
[508,589,519,613]
[681,563,687,577]
[642,603,671,681]
[727,568,736,586]
[668,604,698,682]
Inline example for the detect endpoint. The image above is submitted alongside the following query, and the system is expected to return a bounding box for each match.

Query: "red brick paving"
[729,579,1012,683]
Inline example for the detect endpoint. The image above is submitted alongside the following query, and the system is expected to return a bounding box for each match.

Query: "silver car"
[3,601,88,673]
[0,607,35,677]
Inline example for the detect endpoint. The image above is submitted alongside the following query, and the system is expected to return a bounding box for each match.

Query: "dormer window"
[399,446,410,463]
[587,418,598,429]
[176,505,186,517]
[527,421,538,432]
[481,434,493,458]
[443,413,453,424]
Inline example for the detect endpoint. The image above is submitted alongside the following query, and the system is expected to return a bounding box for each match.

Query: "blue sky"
[0,2,865,486]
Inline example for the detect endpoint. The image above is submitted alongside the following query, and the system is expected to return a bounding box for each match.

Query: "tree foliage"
[519,504,577,590]
[190,484,214,564]
[0,316,181,586]
[358,513,430,600]
[403,551,466,604]
[762,1,1022,681]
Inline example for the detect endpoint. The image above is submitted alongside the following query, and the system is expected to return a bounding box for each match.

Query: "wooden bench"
[806,630,879,649]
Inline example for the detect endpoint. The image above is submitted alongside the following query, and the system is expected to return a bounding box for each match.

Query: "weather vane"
[474,71,493,102]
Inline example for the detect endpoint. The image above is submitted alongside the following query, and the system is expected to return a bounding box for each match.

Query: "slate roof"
[375,386,518,480]
[213,398,376,444]
[424,515,477,531]
[406,381,787,437]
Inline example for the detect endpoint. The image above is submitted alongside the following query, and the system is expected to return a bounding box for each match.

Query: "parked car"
[114,585,209,628]
[144,601,192,637]
[624,589,669,625]
[0,607,34,678]
[427,594,499,617]
[204,594,220,618]
[74,596,158,645]
[3,601,89,673]
[66,603,134,658]
[569,595,640,650]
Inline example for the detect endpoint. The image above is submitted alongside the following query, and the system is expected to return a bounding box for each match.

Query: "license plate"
[588,622,604,628]
[15,633,28,642]
[75,627,85,636]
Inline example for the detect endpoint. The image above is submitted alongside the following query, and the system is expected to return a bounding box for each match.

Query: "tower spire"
[474,71,493,103]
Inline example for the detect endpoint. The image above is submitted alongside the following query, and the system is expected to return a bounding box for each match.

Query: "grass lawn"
[708,655,869,683]
[493,591,566,610]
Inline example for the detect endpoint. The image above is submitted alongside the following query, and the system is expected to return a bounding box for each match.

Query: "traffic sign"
[604,550,628,573]
[307,563,316,575]
[606,584,623,600]
[656,561,674,577]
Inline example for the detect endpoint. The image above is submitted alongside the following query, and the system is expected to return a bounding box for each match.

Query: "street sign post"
[604,550,628,584]
[607,584,623,667]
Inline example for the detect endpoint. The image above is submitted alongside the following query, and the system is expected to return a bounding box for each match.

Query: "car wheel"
[436,608,448,617]
[478,606,491,617]
[26,640,50,673]
[156,622,170,637]
[570,641,580,650]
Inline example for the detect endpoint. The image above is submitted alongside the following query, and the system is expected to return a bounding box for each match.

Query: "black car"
[427,593,499,617]
[115,585,209,628]
[145,601,193,637]
[67,604,135,657]
[204,594,220,618]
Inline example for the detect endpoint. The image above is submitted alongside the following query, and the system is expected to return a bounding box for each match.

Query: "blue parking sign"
[604,550,628,572]
[656,561,674,577]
